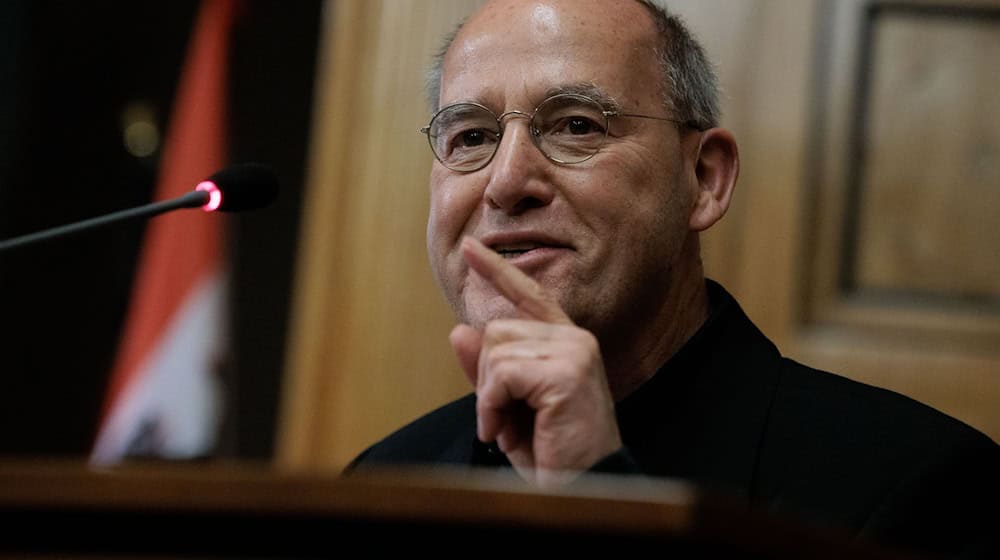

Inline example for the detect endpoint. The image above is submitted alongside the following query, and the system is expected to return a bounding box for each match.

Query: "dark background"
[0,0,323,459]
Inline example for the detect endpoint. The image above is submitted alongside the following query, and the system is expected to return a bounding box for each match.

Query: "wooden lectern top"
[0,459,929,559]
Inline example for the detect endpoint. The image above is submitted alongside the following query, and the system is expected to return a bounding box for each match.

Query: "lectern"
[0,459,927,558]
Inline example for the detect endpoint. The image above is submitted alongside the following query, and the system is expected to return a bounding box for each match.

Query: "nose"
[483,116,556,215]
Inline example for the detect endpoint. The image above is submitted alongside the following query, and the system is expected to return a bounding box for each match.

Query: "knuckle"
[481,319,512,344]
[481,349,515,383]
[561,325,599,353]
[484,347,506,372]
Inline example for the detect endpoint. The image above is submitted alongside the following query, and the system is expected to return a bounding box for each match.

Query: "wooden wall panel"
[277,0,484,469]
[855,11,1000,297]
[798,0,1000,442]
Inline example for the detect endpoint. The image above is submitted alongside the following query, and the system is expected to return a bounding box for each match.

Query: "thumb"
[449,324,483,388]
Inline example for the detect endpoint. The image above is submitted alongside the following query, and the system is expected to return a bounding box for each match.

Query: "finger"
[476,353,551,442]
[449,324,482,388]
[461,236,571,324]
[479,318,566,349]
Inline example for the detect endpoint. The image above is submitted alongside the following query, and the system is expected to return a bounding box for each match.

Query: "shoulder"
[759,359,999,554]
[345,393,478,471]
[770,359,995,454]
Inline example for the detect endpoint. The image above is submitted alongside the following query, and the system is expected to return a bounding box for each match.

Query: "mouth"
[476,229,573,268]
[491,242,546,259]
[479,232,573,266]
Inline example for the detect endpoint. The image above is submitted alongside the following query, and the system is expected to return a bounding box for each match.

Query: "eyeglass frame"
[419,93,697,173]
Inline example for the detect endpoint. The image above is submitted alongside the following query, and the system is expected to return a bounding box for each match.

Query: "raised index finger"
[461,236,571,324]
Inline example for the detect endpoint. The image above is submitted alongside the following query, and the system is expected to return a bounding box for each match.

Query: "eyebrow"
[438,82,622,115]
[542,83,621,111]
[432,103,491,129]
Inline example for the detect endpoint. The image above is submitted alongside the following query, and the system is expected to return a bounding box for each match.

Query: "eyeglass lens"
[426,94,609,172]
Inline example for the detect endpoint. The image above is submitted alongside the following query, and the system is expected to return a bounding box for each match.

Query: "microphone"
[0,163,279,253]
[199,162,279,212]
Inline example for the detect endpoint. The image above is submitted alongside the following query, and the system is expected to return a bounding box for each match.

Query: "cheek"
[589,154,690,255]
[623,144,693,222]
[576,157,667,225]
[429,171,468,233]
[427,173,482,270]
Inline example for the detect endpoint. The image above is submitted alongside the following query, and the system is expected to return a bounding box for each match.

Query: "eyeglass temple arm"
[611,111,701,130]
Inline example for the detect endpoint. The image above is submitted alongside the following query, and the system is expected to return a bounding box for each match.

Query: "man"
[347,0,999,557]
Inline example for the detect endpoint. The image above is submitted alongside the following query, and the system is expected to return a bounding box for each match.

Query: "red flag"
[92,0,237,464]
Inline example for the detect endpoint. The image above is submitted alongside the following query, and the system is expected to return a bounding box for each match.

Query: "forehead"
[440,0,662,108]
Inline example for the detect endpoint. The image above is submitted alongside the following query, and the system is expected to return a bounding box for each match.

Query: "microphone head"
[199,163,279,212]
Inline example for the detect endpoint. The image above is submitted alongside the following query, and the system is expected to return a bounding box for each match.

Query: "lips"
[479,232,571,260]
[493,242,543,259]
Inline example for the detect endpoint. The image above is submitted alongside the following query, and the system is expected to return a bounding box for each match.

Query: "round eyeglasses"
[420,93,686,173]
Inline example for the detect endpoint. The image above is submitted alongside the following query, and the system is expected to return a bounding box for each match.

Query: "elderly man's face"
[426,0,699,339]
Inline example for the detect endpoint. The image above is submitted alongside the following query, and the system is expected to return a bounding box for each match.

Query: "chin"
[459,292,520,329]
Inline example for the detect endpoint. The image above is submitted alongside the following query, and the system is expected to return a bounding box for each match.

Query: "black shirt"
[348,280,1000,558]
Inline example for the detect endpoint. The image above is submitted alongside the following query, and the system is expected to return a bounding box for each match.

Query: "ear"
[688,127,739,232]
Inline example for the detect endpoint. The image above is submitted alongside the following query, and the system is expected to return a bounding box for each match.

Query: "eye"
[545,114,605,138]
[532,96,610,162]
[429,104,500,159]
[567,117,600,135]
[536,99,608,138]
[456,128,487,147]
[447,127,498,154]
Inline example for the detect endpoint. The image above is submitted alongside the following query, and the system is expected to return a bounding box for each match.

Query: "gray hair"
[425,0,721,130]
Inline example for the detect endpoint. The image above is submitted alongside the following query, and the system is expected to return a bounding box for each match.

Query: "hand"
[449,237,623,487]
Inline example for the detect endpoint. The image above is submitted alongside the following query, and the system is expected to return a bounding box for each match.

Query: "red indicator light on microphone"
[196,181,223,212]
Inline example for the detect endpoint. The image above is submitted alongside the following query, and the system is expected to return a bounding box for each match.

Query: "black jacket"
[349,281,1000,558]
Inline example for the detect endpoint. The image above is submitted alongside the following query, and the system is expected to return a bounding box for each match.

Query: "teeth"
[493,242,538,252]
[498,249,528,259]
[492,243,537,259]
